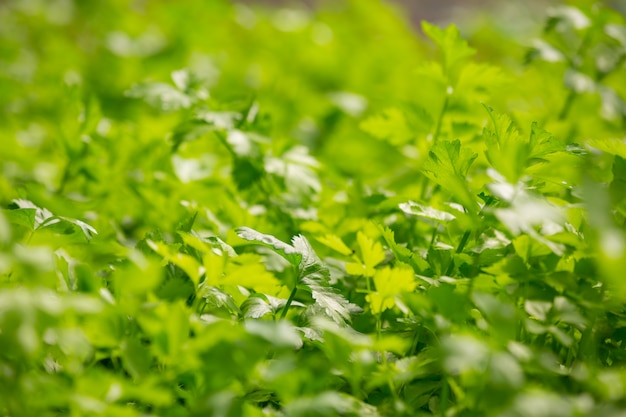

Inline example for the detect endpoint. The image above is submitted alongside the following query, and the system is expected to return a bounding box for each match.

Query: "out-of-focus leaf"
[147,240,201,286]
[284,391,380,417]
[422,21,475,74]
[399,201,456,222]
[245,319,302,349]
[360,108,413,146]
[315,234,353,256]
[126,82,192,111]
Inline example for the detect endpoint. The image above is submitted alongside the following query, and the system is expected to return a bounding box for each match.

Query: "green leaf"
[121,337,152,379]
[5,200,97,240]
[199,286,241,316]
[236,227,302,267]
[564,69,596,93]
[346,232,386,277]
[226,130,269,158]
[10,199,54,228]
[586,137,626,159]
[442,333,489,375]
[265,146,321,197]
[180,232,237,258]
[606,23,626,47]
[528,122,565,160]
[399,201,456,222]
[360,108,413,146]
[284,391,380,417]
[356,232,385,272]
[223,255,281,294]
[483,106,528,182]
[126,82,192,111]
[238,228,357,324]
[422,139,478,212]
[489,352,524,389]
[171,154,216,183]
[197,110,242,129]
[483,107,564,183]
[315,234,353,256]
[3,208,37,230]
[57,216,98,241]
[293,234,360,323]
[472,291,517,340]
[303,279,358,324]
[241,293,304,319]
[232,157,264,190]
[527,39,566,63]
[244,319,303,349]
[240,295,274,319]
[0,211,10,244]
[366,265,416,314]
[378,226,430,271]
[292,234,326,278]
[147,240,201,286]
[421,21,475,75]
[488,172,566,255]
[546,5,590,31]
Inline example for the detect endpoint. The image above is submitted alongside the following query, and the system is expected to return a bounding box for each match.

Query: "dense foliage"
[2,0,626,416]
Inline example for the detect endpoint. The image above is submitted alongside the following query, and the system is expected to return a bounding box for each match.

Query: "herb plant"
[1,1,626,416]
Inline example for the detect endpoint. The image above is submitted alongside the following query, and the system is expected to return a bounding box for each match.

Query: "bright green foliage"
[421,21,476,82]
[345,231,386,277]
[360,108,415,146]
[2,0,626,416]
[367,265,416,314]
[422,139,479,214]
[236,226,358,324]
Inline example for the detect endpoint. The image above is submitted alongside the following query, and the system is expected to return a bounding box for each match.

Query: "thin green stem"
[280,286,298,319]
[455,231,470,254]
[558,27,593,120]
[428,227,438,250]
[215,131,237,158]
[57,161,72,194]
[445,231,470,276]
[409,325,422,356]
[377,314,399,401]
[558,89,577,121]
[417,175,428,200]
[363,258,372,294]
[432,94,449,143]
[440,374,450,417]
